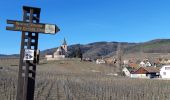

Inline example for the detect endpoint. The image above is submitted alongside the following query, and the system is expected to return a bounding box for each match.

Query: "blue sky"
[1,0,170,54]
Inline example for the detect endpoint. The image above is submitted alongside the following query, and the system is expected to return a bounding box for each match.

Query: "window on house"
[165,67,170,70]
[163,72,166,75]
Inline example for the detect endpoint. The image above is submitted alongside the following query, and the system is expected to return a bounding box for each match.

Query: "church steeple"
[62,38,67,45]
[61,38,67,52]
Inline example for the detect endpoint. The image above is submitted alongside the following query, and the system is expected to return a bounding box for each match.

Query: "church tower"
[61,38,67,52]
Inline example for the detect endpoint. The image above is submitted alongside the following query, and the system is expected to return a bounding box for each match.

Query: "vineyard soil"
[0,59,170,100]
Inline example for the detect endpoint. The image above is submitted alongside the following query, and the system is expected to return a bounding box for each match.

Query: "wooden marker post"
[6,6,60,100]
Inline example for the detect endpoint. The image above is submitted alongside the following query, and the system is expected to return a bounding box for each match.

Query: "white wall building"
[123,60,129,65]
[122,67,132,77]
[139,61,145,67]
[139,61,151,67]
[131,74,147,78]
[160,65,170,78]
[96,59,106,64]
[45,38,68,61]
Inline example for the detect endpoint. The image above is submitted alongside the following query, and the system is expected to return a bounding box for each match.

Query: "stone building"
[45,38,68,60]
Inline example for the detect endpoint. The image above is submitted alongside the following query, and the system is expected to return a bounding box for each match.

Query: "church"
[45,38,68,60]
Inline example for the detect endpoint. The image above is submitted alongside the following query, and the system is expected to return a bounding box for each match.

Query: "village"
[96,57,170,79]
[121,58,169,79]
[45,38,170,79]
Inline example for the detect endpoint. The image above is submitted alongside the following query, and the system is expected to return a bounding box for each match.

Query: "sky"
[1,0,170,54]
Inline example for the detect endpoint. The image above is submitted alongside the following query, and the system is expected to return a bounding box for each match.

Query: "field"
[1,58,170,100]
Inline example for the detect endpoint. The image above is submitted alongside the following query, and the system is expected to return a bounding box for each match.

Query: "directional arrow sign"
[6,20,60,34]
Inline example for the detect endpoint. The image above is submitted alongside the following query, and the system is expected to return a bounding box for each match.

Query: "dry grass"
[0,59,170,100]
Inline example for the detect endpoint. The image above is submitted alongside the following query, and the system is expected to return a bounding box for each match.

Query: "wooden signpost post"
[6,6,60,100]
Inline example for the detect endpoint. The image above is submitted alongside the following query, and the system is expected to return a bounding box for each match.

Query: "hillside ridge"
[2,39,170,59]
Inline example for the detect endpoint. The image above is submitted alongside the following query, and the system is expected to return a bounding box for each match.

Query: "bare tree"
[116,43,124,74]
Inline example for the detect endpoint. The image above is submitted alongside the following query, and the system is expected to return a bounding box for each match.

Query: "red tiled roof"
[131,67,160,74]
[128,63,138,68]
[143,67,160,73]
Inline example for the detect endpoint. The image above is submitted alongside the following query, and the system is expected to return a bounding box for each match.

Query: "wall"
[160,66,170,78]
[131,74,148,78]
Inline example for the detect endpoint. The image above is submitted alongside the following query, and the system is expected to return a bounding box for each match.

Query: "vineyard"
[0,59,170,100]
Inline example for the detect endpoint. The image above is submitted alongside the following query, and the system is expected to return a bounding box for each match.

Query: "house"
[139,61,152,67]
[122,67,134,77]
[45,38,68,60]
[139,61,145,67]
[96,59,106,64]
[45,55,53,60]
[123,60,129,65]
[145,61,152,67]
[160,65,170,78]
[131,67,160,78]
[83,58,92,62]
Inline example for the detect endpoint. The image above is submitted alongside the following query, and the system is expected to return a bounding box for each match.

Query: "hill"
[125,39,170,53]
[0,54,7,57]
[0,54,19,58]
[41,41,136,59]
[2,39,170,59]
[41,39,170,59]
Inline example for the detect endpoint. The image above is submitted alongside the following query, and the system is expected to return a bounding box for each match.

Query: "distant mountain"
[125,39,170,53]
[0,54,7,57]
[41,39,170,59]
[0,54,19,58]
[41,41,136,59]
[2,39,170,59]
